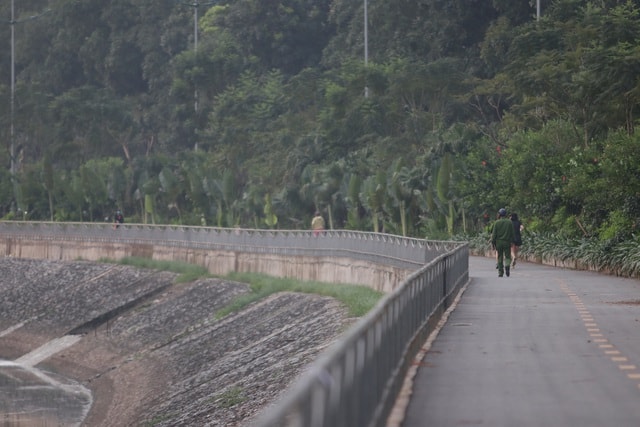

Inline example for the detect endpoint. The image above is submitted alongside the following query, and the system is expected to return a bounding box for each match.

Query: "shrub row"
[464,232,640,278]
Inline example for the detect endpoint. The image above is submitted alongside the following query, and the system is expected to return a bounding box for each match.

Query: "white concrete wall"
[0,237,410,293]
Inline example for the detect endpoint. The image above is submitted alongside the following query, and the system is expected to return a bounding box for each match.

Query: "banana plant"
[361,171,388,233]
[345,173,364,230]
[209,169,240,227]
[386,159,416,236]
[435,152,458,236]
[159,166,183,223]
[263,193,278,228]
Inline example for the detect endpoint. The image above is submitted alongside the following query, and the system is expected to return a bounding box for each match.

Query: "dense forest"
[1,0,640,245]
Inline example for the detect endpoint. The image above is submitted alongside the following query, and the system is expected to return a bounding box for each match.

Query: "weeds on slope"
[100,256,210,283]
[102,257,383,319]
[219,272,383,319]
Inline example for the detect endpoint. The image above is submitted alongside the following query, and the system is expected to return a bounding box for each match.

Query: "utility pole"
[364,0,369,98]
[178,1,218,111]
[10,0,15,183]
[177,1,218,150]
[7,0,50,213]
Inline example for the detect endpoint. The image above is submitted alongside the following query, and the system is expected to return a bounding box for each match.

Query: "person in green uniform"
[491,208,515,277]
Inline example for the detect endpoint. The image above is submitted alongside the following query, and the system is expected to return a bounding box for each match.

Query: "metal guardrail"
[0,221,469,427]
[0,221,459,270]
[252,244,468,427]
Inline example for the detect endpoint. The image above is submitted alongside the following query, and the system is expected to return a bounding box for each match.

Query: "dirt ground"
[0,258,355,426]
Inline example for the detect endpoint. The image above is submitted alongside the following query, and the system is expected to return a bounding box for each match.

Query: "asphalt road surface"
[402,256,640,427]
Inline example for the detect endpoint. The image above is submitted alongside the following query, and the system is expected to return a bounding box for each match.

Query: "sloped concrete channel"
[0,257,354,426]
[0,354,90,426]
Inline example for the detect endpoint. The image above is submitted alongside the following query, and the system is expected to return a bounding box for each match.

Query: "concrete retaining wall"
[0,237,408,293]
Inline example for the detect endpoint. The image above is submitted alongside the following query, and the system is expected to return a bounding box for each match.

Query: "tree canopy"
[1,0,639,242]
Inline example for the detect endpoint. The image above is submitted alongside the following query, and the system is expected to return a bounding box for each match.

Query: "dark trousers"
[496,241,511,274]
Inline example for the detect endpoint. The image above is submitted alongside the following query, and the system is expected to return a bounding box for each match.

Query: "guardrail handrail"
[0,221,459,269]
[252,244,468,427]
[0,221,469,426]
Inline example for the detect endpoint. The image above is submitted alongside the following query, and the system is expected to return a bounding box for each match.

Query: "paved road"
[402,256,640,427]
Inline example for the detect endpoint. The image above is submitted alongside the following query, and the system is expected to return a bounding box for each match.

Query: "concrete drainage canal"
[0,336,92,426]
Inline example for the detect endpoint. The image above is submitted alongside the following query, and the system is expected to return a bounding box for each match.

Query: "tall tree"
[211,0,333,75]
[504,1,640,142]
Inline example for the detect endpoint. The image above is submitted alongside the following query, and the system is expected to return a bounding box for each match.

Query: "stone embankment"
[0,257,354,426]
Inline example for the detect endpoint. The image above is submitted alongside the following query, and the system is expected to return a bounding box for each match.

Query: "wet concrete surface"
[0,360,90,426]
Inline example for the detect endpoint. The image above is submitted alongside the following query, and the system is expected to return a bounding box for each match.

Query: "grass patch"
[218,272,383,319]
[101,256,210,283]
[99,257,383,319]
[216,386,246,408]
[143,412,176,426]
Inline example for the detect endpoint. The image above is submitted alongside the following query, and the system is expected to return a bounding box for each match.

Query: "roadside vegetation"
[103,257,383,318]
[466,233,640,278]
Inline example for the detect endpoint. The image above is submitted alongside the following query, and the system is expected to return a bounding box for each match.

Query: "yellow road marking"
[557,278,639,390]
[618,365,636,370]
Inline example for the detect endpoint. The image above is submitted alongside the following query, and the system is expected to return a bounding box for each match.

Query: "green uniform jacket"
[492,218,515,246]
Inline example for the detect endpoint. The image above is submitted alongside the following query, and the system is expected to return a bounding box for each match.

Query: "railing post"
[442,255,448,301]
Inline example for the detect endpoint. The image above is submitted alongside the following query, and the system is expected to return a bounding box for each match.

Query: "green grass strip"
[101,257,384,318]
[219,271,383,319]
[100,256,210,283]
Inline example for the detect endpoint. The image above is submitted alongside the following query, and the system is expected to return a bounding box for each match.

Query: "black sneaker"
[505,266,510,277]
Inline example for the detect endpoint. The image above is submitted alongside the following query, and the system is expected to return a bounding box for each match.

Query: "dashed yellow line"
[611,357,628,362]
[557,279,640,391]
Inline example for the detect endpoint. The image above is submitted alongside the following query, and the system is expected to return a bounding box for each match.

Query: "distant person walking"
[491,208,515,277]
[311,211,325,236]
[510,212,523,267]
[113,210,124,229]
[488,211,500,269]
